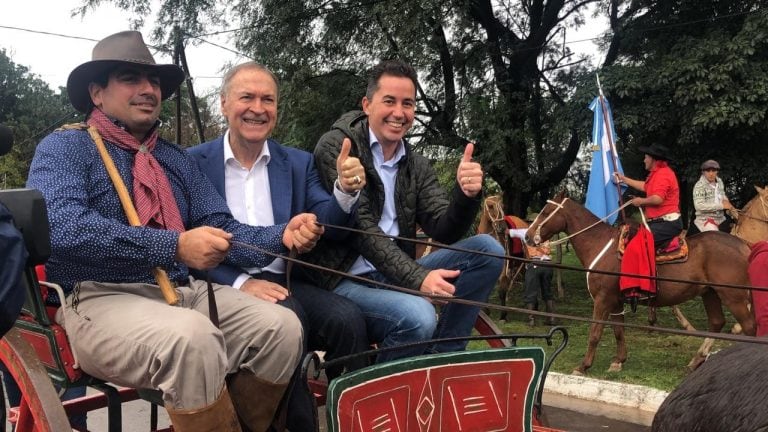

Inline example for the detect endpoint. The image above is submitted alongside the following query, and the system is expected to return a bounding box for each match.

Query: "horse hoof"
[732,323,742,334]
[571,369,585,376]
[608,362,623,373]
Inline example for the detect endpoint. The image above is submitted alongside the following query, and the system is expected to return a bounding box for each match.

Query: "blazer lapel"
[204,137,227,198]
[267,140,292,224]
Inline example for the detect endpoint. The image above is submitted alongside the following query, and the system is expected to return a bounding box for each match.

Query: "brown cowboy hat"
[636,143,673,162]
[67,31,185,113]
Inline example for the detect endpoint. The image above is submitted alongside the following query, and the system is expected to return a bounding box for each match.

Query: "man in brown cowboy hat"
[27,30,322,431]
[615,143,683,251]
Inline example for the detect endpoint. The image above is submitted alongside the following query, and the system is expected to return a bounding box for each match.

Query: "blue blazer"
[188,136,356,285]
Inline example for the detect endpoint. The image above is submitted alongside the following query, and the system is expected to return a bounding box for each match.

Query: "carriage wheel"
[474,310,512,348]
[0,327,71,432]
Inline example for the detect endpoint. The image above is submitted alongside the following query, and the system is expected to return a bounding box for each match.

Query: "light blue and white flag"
[585,95,625,225]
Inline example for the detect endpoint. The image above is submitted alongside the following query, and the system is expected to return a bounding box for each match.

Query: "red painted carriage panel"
[329,348,543,432]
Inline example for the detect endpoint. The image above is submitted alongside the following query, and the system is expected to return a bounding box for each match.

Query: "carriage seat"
[0,189,164,384]
[0,188,85,385]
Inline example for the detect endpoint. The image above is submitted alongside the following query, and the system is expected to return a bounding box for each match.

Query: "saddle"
[618,224,689,264]
[503,215,525,256]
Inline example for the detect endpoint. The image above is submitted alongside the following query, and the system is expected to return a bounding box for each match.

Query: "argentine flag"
[585,96,625,225]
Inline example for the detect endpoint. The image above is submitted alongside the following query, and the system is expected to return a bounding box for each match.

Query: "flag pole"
[596,73,626,221]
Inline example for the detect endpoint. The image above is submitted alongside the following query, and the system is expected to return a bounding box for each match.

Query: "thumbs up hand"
[456,143,483,198]
[336,137,366,193]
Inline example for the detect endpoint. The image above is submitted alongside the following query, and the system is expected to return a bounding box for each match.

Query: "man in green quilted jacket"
[303,59,504,363]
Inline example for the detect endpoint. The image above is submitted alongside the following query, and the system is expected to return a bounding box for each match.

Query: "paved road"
[545,406,651,432]
[5,400,652,431]
[4,387,652,431]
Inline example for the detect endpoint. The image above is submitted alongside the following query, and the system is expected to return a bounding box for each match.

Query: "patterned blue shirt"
[26,128,288,293]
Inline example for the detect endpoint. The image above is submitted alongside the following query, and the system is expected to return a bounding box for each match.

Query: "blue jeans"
[334,234,503,363]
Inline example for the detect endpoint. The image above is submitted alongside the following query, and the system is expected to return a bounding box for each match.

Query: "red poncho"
[620,225,657,295]
[748,241,768,337]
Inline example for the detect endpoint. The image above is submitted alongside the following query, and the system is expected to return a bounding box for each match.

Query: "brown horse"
[477,195,528,321]
[526,193,755,374]
[731,185,768,245]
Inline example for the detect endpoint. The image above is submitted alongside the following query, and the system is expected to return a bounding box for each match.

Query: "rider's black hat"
[637,143,673,162]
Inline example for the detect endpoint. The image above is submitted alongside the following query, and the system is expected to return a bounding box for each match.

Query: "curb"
[543,372,669,427]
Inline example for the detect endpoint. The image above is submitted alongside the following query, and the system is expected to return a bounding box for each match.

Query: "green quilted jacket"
[300,110,481,291]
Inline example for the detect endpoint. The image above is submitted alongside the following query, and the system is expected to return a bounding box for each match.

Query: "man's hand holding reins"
[284,213,323,253]
[176,226,232,269]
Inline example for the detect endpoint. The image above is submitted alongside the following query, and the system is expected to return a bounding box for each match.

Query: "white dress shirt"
[348,128,406,276]
[222,130,359,288]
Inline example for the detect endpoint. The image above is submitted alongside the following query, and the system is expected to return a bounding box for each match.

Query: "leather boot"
[545,300,557,326]
[228,371,289,432]
[525,303,535,327]
[166,385,242,432]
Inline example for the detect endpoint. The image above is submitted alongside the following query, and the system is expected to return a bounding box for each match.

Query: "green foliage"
[31,0,768,213]
[94,0,598,216]
[602,2,768,205]
[0,50,73,186]
[274,66,366,151]
[157,85,224,146]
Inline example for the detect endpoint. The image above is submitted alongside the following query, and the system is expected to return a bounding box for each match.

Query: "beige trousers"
[55,278,303,410]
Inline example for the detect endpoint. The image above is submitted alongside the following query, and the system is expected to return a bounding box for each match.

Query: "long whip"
[87,126,179,305]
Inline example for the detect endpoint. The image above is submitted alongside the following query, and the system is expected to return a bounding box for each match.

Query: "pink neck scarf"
[88,109,185,233]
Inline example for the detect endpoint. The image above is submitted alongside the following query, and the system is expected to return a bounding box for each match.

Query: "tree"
[0,50,73,187]
[71,0,768,219]
[598,1,768,207]
[80,0,601,216]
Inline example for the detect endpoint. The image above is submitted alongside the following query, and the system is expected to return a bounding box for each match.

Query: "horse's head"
[526,193,569,245]
[734,185,768,244]
[480,195,506,238]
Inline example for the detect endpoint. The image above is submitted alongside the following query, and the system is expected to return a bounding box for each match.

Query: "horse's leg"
[716,287,756,337]
[688,290,726,371]
[608,306,627,372]
[688,338,714,371]
[647,307,657,327]
[672,306,696,331]
[574,296,612,376]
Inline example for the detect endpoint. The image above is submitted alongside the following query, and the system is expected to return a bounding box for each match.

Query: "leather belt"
[648,212,681,223]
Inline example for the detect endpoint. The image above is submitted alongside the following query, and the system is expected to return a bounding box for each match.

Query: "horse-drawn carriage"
[0,188,568,432]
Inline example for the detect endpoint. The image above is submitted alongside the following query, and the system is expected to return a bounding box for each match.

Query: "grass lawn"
[471,249,735,392]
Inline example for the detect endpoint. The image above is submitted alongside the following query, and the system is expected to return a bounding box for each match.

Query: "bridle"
[736,193,768,224]
[531,198,568,245]
[483,197,511,256]
[532,198,632,247]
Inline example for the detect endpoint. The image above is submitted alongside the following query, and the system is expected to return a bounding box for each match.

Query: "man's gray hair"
[220,62,279,98]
